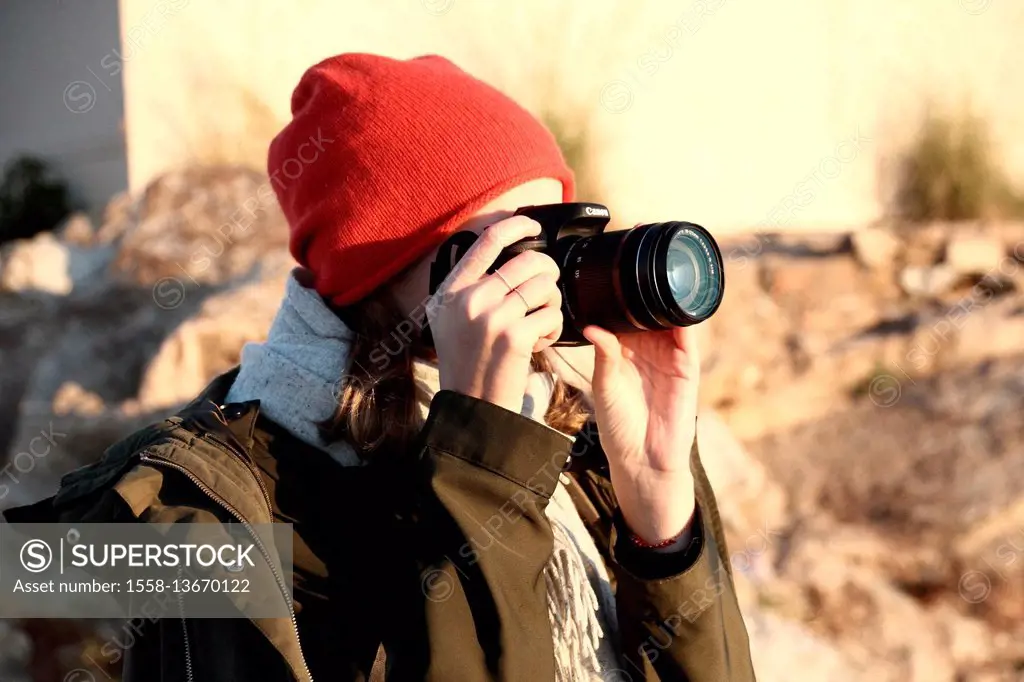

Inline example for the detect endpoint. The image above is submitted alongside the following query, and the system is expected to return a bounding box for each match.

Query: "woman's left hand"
[582,325,699,545]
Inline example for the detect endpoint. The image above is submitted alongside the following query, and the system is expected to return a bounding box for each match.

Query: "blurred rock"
[955,300,1024,366]
[852,227,901,270]
[706,225,1023,470]
[753,353,1024,537]
[776,521,990,682]
[0,232,72,294]
[12,280,202,413]
[137,269,290,409]
[953,497,1024,628]
[96,188,137,245]
[55,212,95,247]
[66,242,116,288]
[898,223,950,267]
[702,254,789,402]
[696,411,788,571]
[0,291,62,458]
[899,264,959,297]
[749,351,1024,679]
[745,608,882,682]
[946,234,1006,275]
[105,166,290,286]
[760,232,851,258]
[52,382,106,417]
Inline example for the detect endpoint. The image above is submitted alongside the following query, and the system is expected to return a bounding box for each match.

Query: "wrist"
[613,504,706,579]
[614,471,696,545]
[623,501,696,546]
[629,527,691,551]
[439,365,524,415]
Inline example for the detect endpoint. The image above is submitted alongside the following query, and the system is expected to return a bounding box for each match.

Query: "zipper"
[203,430,274,519]
[176,567,195,682]
[199,405,275,517]
[139,453,313,682]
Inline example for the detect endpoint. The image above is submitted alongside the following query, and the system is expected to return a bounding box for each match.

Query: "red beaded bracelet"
[629,529,684,549]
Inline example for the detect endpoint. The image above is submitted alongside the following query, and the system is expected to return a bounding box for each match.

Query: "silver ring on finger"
[493,270,515,292]
[510,287,531,312]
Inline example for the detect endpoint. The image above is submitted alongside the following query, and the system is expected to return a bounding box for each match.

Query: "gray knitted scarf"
[226,271,622,681]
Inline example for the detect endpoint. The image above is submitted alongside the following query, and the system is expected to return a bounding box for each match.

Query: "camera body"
[427,202,724,347]
[496,202,613,267]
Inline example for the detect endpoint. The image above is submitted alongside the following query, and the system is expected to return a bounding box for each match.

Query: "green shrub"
[0,156,72,245]
[894,110,1024,221]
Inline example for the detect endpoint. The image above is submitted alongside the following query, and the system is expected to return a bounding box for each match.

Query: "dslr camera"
[427,203,724,346]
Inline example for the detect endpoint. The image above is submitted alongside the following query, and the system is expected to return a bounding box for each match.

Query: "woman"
[8,54,754,681]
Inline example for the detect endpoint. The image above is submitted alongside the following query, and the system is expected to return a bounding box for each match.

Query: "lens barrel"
[558,222,723,342]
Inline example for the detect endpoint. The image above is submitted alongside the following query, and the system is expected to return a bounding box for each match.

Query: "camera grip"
[488,238,547,273]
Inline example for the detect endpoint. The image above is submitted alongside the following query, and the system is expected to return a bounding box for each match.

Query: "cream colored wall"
[120,0,1023,232]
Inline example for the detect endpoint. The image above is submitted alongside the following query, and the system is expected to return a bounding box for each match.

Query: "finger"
[537,310,564,349]
[498,307,563,355]
[493,274,560,318]
[672,325,697,352]
[533,334,558,353]
[531,309,564,353]
[444,216,541,291]
[494,250,560,289]
[471,249,561,306]
[523,306,564,346]
[515,274,561,313]
[582,326,623,390]
[672,326,701,373]
[582,325,621,362]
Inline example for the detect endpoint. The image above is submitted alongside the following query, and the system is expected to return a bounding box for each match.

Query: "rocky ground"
[709,222,1024,681]
[1,166,1022,680]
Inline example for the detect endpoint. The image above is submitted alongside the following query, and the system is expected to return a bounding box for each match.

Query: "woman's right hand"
[428,216,563,414]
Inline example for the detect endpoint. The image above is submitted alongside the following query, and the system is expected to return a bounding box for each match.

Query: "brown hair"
[320,286,590,457]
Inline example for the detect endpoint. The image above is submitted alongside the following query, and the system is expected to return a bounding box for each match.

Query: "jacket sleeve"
[606,438,757,682]
[379,389,574,682]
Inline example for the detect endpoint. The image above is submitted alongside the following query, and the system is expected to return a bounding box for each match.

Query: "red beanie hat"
[268,53,576,306]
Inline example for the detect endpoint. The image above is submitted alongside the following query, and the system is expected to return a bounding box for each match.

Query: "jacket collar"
[179,367,262,456]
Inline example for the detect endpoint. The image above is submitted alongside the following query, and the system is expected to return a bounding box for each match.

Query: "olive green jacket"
[5,370,755,681]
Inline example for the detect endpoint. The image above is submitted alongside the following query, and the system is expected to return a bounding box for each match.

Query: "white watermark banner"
[0,523,293,619]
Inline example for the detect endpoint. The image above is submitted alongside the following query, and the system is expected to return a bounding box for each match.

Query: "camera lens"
[557,221,724,342]
[666,238,699,306]
[660,225,722,321]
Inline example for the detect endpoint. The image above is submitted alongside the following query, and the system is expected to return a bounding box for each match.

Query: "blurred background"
[1,0,1022,680]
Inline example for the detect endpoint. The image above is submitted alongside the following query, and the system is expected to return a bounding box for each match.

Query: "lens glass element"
[665,229,721,319]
